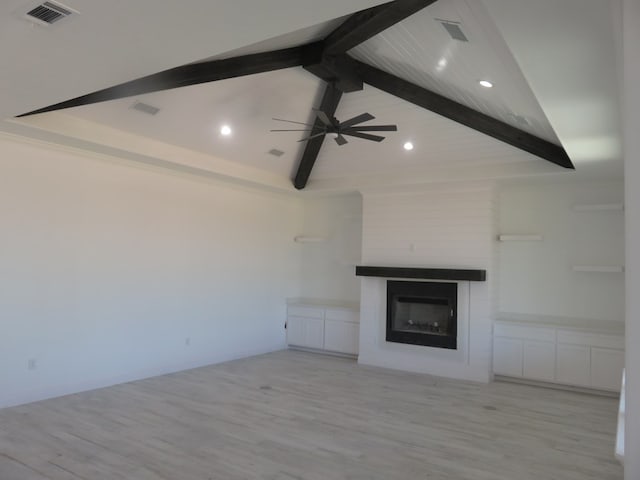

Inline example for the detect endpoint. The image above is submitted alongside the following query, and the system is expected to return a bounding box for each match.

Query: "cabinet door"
[556,344,590,387]
[324,320,359,354]
[286,316,306,347]
[523,341,556,381]
[591,348,624,391]
[493,338,523,377]
[304,317,325,350]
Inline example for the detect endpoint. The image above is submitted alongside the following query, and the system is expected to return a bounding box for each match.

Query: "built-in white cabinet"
[556,329,625,390]
[591,347,625,391]
[494,318,624,392]
[493,323,556,381]
[523,341,556,381]
[287,300,359,356]
[287,316,325,350]
[493,337,523,377]
[556,344,591,386]
[287,305,325,350]
[324,320,359,354]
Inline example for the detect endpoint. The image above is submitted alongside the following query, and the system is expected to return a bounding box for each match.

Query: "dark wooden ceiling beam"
[19,45,313,117]
[293,84,343,189]
[303,0,439,93]
[303,43,363,92]
[323,0,438,56]
[352,58,574,169]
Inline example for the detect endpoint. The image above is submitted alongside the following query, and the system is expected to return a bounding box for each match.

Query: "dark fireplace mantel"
[356,266,486,282]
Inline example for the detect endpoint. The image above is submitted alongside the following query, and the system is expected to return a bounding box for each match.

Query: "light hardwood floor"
[0,350,622,479]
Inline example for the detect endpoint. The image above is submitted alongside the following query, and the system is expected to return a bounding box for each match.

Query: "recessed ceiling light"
[220,125,232,136]
[436,58,447,71]
[403,142,414,151]
[479,80,493,88]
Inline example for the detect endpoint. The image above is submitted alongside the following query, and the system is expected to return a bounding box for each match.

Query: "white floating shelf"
[573,203,624,212]
[571,265,624,273]
[294,236,327,243]
[498,234,543,242]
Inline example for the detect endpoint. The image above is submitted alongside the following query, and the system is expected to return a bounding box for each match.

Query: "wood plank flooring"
[0,350,622,479]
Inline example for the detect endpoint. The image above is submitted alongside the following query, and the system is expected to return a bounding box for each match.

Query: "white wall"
[298,194,362,303]
[358,182,497,382]
[499,181,625,322]
[624,0,640,476]
[0,136,303,408]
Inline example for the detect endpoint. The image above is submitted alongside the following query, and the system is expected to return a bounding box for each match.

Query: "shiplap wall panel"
[362,186,494,268]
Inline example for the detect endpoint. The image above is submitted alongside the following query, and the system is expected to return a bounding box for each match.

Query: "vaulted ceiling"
[0,0,622,193]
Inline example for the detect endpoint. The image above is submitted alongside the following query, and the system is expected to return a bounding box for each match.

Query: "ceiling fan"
[271,109,398,146]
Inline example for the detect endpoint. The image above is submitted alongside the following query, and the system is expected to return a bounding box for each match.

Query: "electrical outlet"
[28,358,37,370]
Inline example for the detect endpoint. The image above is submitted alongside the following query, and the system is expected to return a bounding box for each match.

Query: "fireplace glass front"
[386,280,457,349]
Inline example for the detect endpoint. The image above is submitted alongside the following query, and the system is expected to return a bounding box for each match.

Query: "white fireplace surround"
[364,278,469,361]
[358,277,492,383]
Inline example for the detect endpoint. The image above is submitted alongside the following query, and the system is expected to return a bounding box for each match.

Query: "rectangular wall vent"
[130,101,160,116]
[26,2,72,24]
[437,20,468,42]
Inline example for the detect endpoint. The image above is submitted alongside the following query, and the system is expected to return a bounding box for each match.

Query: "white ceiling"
[350,0,560,143]
[482,0,623,180]
[0,0,623,193]
[0,0,382,119]
[65,68,326,180]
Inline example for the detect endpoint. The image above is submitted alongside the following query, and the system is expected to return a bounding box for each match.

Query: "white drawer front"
[287,305,324,319]
[494,323,555,342]
[325,308,359,323]
[557,330,624,350]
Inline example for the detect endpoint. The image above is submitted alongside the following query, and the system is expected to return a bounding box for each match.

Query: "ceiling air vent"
[268,148,285,157]
[26,2,73,24]
[437,20,468,42]
[130,101,160,116]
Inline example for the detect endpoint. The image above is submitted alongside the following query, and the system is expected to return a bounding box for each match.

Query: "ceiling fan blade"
[340,112,375,128]
[313,109,334,127]
[335,134,348,146]
[272,118,318,127]
[345,125,397,132]
[298,132,327,142]
[342,131,385,142]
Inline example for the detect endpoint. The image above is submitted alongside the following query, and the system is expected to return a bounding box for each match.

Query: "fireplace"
[386,280,457,349]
